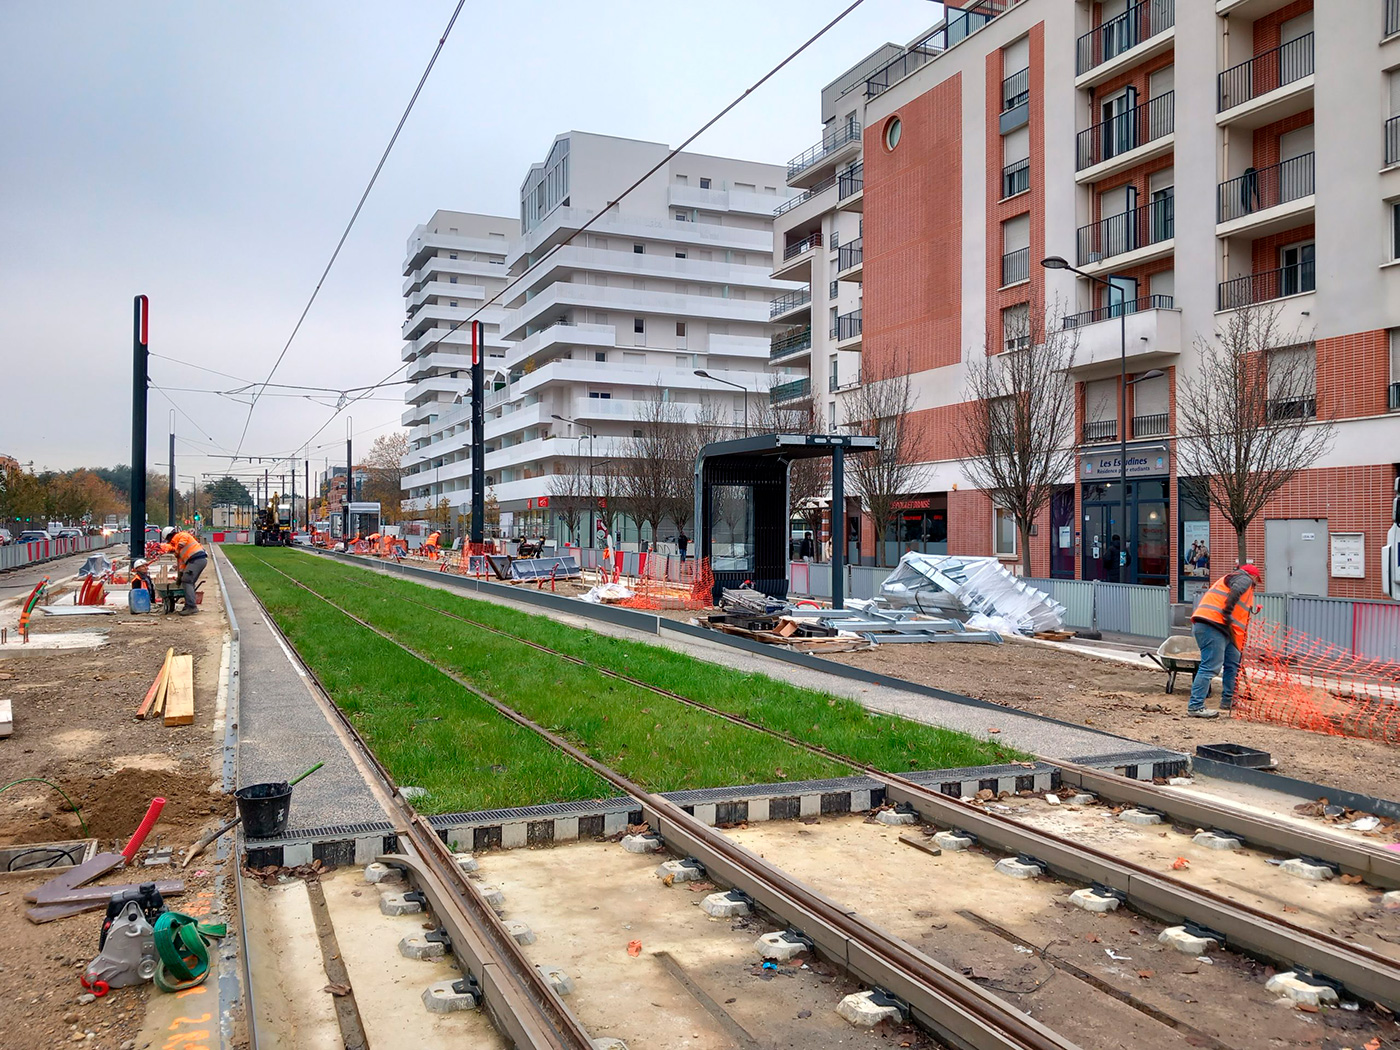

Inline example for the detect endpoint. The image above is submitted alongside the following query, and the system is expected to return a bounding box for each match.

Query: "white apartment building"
[400,210,517,513]
[485,131,801,543]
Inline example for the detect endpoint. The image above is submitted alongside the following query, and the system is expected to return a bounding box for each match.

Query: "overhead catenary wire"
[232,0,468,459]
[278,0,868,463]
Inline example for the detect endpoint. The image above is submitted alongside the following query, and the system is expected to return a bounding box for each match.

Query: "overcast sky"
[0,1,941,489]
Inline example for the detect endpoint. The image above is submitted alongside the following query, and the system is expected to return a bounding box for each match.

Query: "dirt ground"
[825,639,1400,802]
[0,556,232,1050]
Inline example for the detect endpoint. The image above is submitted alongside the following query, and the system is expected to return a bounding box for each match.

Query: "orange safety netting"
[617,554,714,611]
[1234,618,1400,744]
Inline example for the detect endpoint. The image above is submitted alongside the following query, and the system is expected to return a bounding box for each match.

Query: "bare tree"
[960,301,1079,575]
[618,386,684,545]
[362,432,410,523]
[1177,302,1334,563]
[546,458,589,546]
[841,355,927,567]
[753,394,829,550]
[666,396,729,535]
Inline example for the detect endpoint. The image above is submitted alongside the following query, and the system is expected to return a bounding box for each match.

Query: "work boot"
[1186,708,1219,719]
[178,606,198,616]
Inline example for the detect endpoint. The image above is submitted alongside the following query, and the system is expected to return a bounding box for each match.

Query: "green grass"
[225,547,1026,811]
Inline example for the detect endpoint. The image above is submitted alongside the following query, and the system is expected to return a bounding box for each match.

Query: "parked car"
[0,528,12,546]
[56,528,83,541]
[16,530,52,544]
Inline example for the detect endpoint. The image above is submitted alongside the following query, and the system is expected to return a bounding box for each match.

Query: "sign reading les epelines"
[1080,448,1168,478]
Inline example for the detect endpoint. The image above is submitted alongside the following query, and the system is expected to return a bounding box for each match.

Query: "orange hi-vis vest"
[1192,572,1255,650]
[164,531,206,572]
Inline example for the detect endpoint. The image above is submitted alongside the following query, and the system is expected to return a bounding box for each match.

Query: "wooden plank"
[137,648,173,719]
[898,834,943,858]
[152,653,173,718]
[163,654,194,727]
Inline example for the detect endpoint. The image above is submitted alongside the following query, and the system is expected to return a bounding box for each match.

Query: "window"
[588,391,612,399]
[675,174,688,185]
[700,177,711,189]
[829,280,839,299]
[449,275,458,284]
[1002,126,1030,198]
[595,351,607,362]
[449,227,458,233]
[675,212,688,222]
[829,401,837,429]
[1267,342,1317,419]
[1001,215,1030,285]
[633,244,645,254]
[632,318,644,337]
[1149,168,1175,243]
[1390,330,1400,410]
[884,116,902,151]
[675,251,686,259]
[994,506,1018,558]
[1002,303,1030,352]
[1279,240,1316,296]
[676,322,686,337]
[1392,202,1400,260]
[633,429,644,438]
[449,253,458,260]
[1085,377,1118,441]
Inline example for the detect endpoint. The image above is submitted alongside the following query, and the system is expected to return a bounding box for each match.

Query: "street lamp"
[552,414,595,546]
[1042,256,1164,585]
[694,370,749,433]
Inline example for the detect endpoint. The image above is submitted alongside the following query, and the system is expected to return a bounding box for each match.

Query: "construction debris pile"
[879,553,1066,635]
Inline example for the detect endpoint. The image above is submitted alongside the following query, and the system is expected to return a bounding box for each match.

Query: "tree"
[753,396,828,552]
[547,458,589,546]
[618,386,685,546]
[1176,302,1334,563]
[960,301,1079,575]
[204,476,254,510]
[665,397,728,535]
[841,355,928,567]
[363,432,410,523]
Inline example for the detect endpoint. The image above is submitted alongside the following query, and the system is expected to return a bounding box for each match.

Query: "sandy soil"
[0,558,231,1050]
[824,639,1400,802]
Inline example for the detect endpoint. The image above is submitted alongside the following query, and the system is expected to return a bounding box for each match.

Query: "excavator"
[254,494,293,547]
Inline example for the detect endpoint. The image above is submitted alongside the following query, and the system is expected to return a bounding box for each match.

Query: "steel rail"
[236,556,596,1050]
[311,563,1400,1011]
[251,556,1081,1050]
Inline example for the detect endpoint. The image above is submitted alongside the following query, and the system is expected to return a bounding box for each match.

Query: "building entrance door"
[1264,518,1328,595]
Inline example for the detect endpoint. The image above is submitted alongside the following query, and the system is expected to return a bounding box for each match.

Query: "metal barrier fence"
[0,534,115,572]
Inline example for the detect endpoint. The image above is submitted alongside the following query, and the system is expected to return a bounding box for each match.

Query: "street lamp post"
[552,414,595,546]
[1042,256,1164,590]
[694,370,749,433]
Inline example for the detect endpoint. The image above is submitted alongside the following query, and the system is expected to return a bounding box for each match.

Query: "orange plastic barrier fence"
[617,556,714,611]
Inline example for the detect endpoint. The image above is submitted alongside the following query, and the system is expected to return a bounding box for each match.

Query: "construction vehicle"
[254,494,293,547]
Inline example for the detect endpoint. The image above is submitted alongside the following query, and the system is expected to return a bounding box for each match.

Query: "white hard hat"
[161,526,176,543]
[133,558,149,570]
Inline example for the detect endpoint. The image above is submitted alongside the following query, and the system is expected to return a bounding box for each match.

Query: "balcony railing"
[783,232,823,260]
[1217,153,1314,223]
[864,2,1008,98]
[1002,67,1029,111]
[1265,396,1316,422]
[1389,381,1400,411]
[1387,116,1400,167]
[774,174,836,217]
[1076,91,1174,171]
[839,161,863,200]
[1389,0,1400,37]
[769,287,811,318]
[770,326,813,359]
[1075,199,1174,266]
[1219,262,1315,310]
[1063,294,1174,330]
[1076,0,1175,76]
[1132,412,1169,438]
[1002,157,1030,198]
[1218,33,1313,113]
[1001,246,1030,286]
[770,378,812,405]
[1084,419,1118,442]
[837,238,863,273]
[832,309,863,342]
[787,121,861,180]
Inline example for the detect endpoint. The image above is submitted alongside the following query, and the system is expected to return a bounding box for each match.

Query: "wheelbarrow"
[1142,635,1202,694]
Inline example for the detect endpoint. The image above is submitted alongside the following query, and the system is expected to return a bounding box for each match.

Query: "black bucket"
[235,781,292,838]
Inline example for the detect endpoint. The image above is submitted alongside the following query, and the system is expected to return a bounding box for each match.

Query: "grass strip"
[227,550,611,813]
[232,547,1027,776]
[227,547,851,805]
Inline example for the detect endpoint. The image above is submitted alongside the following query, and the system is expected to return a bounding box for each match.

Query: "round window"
[884,116,902,151]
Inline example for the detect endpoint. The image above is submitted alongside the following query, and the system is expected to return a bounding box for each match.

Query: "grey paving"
[218,548,387,832]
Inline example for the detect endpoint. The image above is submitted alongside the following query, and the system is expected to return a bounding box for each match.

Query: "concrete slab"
[1279,858,1335,881]
[1068,887,1121,913]
[934,831,975,851]
[1191,831,1243,851]
[380,892,423,916]
[364,861,405,885]
[422,981,479,1013]
[700,891,751,918]
[655,857,705,882]
[1118,809,1162,826]
[875,809,916,826]
[620,833,663,854]
[1158,926,1218,954]
[994,857,1044,880]
[1265,971,1340,1008]
[836,990,903,1027]
[537,965,575,995]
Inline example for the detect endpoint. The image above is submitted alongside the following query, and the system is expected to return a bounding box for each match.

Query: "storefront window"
[1178,477,1211,603]
[1050,486,1075,578]
[994,506,1017,557]
[1081,478,1168,586]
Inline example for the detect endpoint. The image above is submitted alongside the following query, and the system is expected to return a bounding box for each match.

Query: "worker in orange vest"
[160,526,207,616]
[1187,563,1262,717]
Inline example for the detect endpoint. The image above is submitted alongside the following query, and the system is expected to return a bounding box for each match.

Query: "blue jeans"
[1189,621,1240,712]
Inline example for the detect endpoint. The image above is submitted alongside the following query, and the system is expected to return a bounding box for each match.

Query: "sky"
[0,0,942,492]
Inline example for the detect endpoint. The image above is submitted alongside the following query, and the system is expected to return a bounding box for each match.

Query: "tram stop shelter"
[693,433,878,608]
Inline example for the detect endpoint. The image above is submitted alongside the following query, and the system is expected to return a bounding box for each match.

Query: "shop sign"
[1081,449,1168,478]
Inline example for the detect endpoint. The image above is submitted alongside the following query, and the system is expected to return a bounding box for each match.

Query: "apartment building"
[485,131,801,542]
[399,210,516,513]
[839,0,1400,600]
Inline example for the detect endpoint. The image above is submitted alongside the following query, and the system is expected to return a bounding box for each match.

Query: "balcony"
[864,3,1007,98]
[1075,0,1175,88]
[1217,33,1313,128]
[832,309,863,348]
[773,174,836,219]
[504,320,615,370]
[1218,262,1315,311]
[770,326,813,361]
[1075,200,1174,270]
[787,121,862,188]
[1084,419,1118,442]
[1266,395,1316,422]
[770,286,812,321]
[838,162,863,212]
[1001,157,1030,199]
[1076,92,1174,180]
[836,238,863,282]
[773,231,823,281]
[1132,412,1169,438]
[1001,246,1030,287]
[1001,67,1029,133]
[1389,0,1400,37]
[770,377,813,405]
[1388,116,1400,167]
[1063,296,1181,377]
[1217,152,1314,235]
